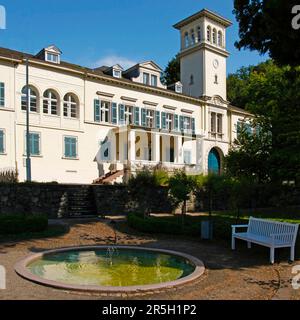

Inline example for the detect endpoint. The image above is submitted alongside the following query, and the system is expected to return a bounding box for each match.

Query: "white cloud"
[93,55,137,70]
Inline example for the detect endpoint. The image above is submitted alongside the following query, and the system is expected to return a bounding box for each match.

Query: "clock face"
[213,59,219,69]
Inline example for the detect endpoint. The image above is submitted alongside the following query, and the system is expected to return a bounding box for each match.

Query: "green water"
[28,249,195,287]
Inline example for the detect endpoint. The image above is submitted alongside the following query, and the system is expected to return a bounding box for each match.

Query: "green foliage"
[161,56,180,86]
[0,214,48,235]
[153,168,169,187]
[128,170,161,217]
[169,170,196,216]
[233,0,300,66]
[226,60,300,184]
[0,168,18,183]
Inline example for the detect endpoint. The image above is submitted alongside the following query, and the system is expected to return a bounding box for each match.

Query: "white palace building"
[0,9,251,184]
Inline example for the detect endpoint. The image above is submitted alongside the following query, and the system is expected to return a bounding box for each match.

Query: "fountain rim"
[14,245,205,294]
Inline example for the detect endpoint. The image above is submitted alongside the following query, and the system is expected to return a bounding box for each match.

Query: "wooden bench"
[232,217,299,264]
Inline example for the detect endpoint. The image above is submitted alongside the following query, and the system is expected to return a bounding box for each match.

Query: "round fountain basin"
[15,246,205,293]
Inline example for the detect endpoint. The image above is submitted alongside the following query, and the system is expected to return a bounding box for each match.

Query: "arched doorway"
[208,148,221,174]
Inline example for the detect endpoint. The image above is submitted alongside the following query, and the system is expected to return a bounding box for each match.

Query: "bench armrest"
[232,225,249,234]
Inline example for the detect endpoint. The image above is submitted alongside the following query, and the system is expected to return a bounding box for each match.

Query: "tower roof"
[173,8,232,30]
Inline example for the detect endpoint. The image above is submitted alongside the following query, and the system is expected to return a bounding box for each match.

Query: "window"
[113,69,121,78]
[64,136,78,159]
[183,116,192,133]
[207,26,211,42]
[190,75,194,86]
[43,90,58,115]
[100,101,111,123]
[184,150,192,165]
[217,114,223,134]
[175,84,183,93]
[151,75,158,87]
[21,86,38,112]
[214,75,218,84]
[218,31,223,47]
[184,32,189,48]
[46,53,59,64]
[63,93,78,118]
[0,130,5,154]
[143,73,150,85]
[166,113,174,131]
[146,109,155,128]
[211,112,216,133]
[190,29,195,45]
[0,83,4,107]
[197,26,201,42]
[124,105,133,125]
[25,132,41,156]
[213,29,217,44]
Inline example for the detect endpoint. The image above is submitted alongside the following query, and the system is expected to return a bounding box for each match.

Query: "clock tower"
[173,9,232,100]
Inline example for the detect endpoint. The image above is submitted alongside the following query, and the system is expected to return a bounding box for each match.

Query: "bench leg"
[290,246,295,262]
[232,236,236,250]
[270,247,275,264]
[247,242,252,249]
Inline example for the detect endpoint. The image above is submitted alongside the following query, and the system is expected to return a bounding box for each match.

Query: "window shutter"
[156,111,160,129]
[134,107,140,126]
[94,99,100,122]
[141,109,147,127]
[161,112,167,130]
[180,116,184,132]
[0,83,4,107]
[119,104,125,124]
[174,115,179,131]
[0,130,4,153]
[192,118,196,135]
[111,103,117,124]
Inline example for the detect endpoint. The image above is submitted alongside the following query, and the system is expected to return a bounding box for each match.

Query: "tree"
[233,0,300,66]
[161,56,180,86]
[169,170,195,224]
[225,60,300,184]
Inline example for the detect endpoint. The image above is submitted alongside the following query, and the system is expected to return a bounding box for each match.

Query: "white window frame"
[166,113,174,131]
[100,100,111,123]
[143,72,150,85]
[63,94,78,119]
[124,105,134,125]
[46,52,60,64]
[151,75,158,87]
[146,109,155,128]
[21,86,38,113]
[113,69,122,78]
[183,149,192,165]
[43,90,59,116]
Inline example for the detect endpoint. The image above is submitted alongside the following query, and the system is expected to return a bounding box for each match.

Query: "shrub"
[0,214,48,235]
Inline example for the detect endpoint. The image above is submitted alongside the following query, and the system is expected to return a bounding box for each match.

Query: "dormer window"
[113,69,122,78]
[151,75,158,87]
[143,73,150,85]
[46,52,59,63]
[175,82,183,93]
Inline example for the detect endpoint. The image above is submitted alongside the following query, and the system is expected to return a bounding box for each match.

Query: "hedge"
[0,214,48,235]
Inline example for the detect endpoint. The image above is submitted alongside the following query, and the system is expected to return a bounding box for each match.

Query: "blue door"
[208,148,221,174]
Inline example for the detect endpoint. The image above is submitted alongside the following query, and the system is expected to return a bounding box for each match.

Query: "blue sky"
[0,0,268,74]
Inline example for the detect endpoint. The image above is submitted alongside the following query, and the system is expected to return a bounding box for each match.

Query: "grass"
[0,224,68,242]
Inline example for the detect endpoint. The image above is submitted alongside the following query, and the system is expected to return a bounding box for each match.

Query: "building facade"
[0,9,252,184]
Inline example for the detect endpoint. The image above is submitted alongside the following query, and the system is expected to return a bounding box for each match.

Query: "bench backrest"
[248,217,299,244]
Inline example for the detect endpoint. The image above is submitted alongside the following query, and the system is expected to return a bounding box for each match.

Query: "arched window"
[213,28,217,44]
[190,29,195,45]
[63,93,78,118]
[218,31,223,47]
[21,86,38,113]
[207,26,211,42]
[197,26,201,42]
[184,32,189,48]
[43,90,58,115]
[208,148,221,175]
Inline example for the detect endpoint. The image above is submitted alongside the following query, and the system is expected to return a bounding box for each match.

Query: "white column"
[196,138,203,166]
[128,130,136,162]
[153,133,160,163]
[176,136,183,164]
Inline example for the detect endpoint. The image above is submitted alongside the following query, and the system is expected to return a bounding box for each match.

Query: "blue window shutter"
[0,130,4,153]
[134,107,140,126]
[119,104,125,123]
[192,118,195,135]
[174,115,179,131]
[0,83,4,107]
[111,103,117,124]
[94,99,100,122]
[29,133,40,155]
[180,116,184,132]
[141,109,147,127]
[65,137,77,158]
[156,111,160,129]
[161,112,167,130]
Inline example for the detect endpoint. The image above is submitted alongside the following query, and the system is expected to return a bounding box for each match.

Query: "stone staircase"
[67,186,97,217]
[93,170,124,185]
